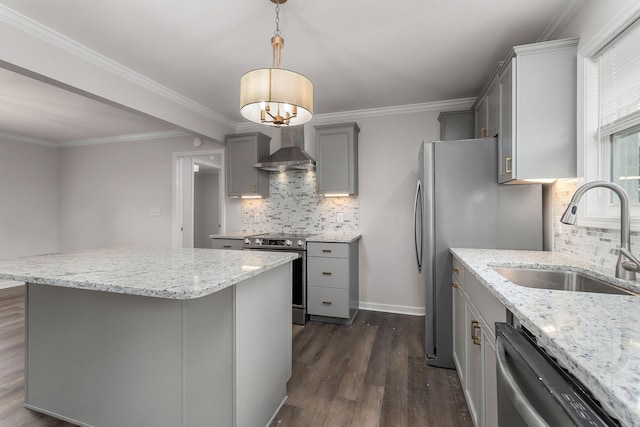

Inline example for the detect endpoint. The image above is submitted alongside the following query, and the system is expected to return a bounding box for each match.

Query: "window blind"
[599,20,640,134]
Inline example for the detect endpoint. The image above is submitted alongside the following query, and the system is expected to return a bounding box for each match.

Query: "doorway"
[172,150,225,248]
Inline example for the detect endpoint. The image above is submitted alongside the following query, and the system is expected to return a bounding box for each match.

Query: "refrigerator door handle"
[414,180,423,272]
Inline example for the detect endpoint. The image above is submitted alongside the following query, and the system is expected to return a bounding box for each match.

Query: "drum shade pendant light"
[240,0,313,126]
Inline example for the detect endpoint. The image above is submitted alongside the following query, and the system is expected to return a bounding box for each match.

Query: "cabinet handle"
[453,267,460,273]
[505,157,512,173]
[253,184,257,192]
[480,127,487,138]
[471,320,481,346]
[322,272,332,276]
[322,300,333,305]
[223,245,232,249]
[322,249,332,253]
[452,281,459,288]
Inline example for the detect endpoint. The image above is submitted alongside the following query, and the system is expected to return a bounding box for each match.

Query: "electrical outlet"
[337,212,344,223]
[254,212,260,223]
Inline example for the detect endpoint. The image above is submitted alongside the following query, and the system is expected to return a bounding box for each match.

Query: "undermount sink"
[493,267,637,296]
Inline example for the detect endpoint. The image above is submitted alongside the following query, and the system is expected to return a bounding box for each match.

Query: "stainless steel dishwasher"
[495,323,619,426]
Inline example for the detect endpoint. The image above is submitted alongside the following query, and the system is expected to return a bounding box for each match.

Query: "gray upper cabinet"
[438,110,475,141]
[497,38,578,183]
[315,122,360,195]
[473,63,501,138]
[226,132,271,198]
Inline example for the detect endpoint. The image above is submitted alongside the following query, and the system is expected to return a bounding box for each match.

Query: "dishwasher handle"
[496,336,550,427]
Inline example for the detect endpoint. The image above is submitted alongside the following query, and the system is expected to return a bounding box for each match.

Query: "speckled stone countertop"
[450,248,640,427]
[308,233,362,243]
[0,248,298,300]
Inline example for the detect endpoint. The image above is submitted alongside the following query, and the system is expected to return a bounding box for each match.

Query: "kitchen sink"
[493,267,637,295]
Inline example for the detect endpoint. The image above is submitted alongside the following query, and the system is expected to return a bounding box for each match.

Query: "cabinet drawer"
[307,242,348,258]
[211,239,244,250]
[308,286,349,318]
[308,257,349,288]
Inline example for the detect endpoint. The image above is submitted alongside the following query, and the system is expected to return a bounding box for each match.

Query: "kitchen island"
[451,248,640,427]
[0,247,298,427]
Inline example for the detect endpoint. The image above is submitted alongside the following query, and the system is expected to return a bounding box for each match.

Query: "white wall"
[194,172,220,248]
[0,139,58,258]
[57,137,225,252]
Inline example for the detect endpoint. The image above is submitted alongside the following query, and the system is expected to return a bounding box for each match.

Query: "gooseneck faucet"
[561,181,640,280]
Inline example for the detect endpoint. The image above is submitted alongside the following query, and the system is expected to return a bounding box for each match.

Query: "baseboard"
[358,301,425,316]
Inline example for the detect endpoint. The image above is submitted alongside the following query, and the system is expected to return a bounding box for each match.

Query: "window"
[580,13,640,228]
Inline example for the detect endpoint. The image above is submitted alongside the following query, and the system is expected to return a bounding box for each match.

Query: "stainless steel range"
[244,233,316,325]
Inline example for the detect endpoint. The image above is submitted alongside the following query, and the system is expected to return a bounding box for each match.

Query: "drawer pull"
[322,272,333,276]
[453,267,460,273]
[223,245,232,249]
[322,249,332,253]
[322,300,333,305]
[452,281,459,288]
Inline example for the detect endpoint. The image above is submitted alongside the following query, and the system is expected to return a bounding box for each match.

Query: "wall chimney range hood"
[255,126,315,172]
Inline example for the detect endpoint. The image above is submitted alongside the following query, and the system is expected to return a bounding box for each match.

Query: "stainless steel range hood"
[255,126,315,172]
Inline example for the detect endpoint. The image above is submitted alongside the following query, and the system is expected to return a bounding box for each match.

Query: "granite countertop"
[0,247,298,300]
[209,232,363,243]
[450,248,640,427]
[308,233,362,243]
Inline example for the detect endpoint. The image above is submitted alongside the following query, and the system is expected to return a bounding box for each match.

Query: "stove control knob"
[297,240,303,247]
[244,238,250,244]
[255,238,262,245]
[285,239,292,246]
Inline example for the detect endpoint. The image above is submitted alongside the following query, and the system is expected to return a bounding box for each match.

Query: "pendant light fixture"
[240,0,313,126]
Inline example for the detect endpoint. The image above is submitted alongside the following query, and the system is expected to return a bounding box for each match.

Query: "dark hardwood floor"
[0,286,471,427]
[271,311,472,427]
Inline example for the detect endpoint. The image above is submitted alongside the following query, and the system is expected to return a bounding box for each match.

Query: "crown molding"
[235,97,476,132]
[538,0,587,42]
[0,5,237,130]
[0,130,57,147]
[58,130,190,148]
[579,1,640,58]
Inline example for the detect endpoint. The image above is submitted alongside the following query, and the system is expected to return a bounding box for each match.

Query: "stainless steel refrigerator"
[413,138,542,368]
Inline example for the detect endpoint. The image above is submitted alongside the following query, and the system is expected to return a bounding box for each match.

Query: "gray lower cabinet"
[211,238,244,250]
[452,255,505,427]
[307,241,359,324]
[226,132,271,198]
[314,123,359,196]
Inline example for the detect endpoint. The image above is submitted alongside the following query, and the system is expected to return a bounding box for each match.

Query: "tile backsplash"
[552,179,640,274]
[240,170,359,234]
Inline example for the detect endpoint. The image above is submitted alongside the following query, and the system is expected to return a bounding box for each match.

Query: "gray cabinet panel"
[226,133,271,197]
[211,238,244,250]
[315,122,359,195]
[438,110,475,141]
[497,38,578,183]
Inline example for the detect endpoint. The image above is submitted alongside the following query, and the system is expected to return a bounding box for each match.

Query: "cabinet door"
[483,331,498,427]
[226,134,270,197]
[486,80,500,138]
[315,123,359,195]
[475,96,488,138]
[452,281,466,380]
[464,302,483,427]
[498,59,515,183]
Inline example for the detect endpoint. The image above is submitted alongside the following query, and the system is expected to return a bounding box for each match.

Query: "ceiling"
[0,0,577,144]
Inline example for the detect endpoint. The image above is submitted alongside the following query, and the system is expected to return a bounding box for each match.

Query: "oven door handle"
[496,336,550,427]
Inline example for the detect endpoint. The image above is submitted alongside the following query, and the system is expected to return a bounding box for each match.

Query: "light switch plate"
[148,208,161,216]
